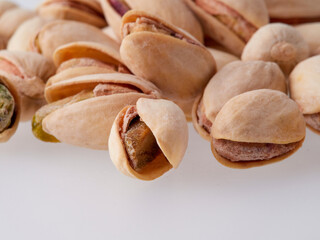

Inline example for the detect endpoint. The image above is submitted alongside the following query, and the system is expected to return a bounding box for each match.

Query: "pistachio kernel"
[0,84,15,133]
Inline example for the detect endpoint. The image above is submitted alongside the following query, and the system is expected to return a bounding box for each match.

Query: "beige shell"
[207,48,239,71]
[212,89,306,144]
[42,73,161,150]
[102,26,120,43]
[7,17,52,52]
[31,20,119,60]
[0,51,56,121]
[242,23,309,76]
[38,0,107,28]
[0,1,17,17]
[289,55,320,115]
[120,10,216,119]
[295,23,320,57]
[193,61,287,141]
[99,0,203,42]
[0,70,21,143]
[184,0,269,56]
[108,98,188,181]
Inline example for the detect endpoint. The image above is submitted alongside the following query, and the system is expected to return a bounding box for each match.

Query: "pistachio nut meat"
[185,0,269,56]
[289,56,320,134]
[265,0,320,24]
[99,0,203,42]
[30,20,119,60]
[109,98,188,181]
[38,0,107,28]
[193,61,287,141]
[33,73,161,150]
[295,23,320,57]
[120,10,216,119]
[0,50,56,121]
[0,71,20,143]
[242,23,309,76]
[207,47,238,71]
[211,89,306,169]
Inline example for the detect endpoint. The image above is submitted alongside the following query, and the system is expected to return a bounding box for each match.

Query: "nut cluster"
[1,0,320,180]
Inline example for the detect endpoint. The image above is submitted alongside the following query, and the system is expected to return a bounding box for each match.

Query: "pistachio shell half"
[295,23,320,57]
[109,98,188,181]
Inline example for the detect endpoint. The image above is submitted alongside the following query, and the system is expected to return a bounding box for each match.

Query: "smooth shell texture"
[120,11,216,118]
[32,20,119,60]
[207,48,238,71]
[194,61,287,141]
[108,98,188,180]
[0,1,17,17]
[100,0,203,42]
[102,26,120,43]
[295,23,320,57]
[38,0,107,28]
[242,23,309,76]
[212,89,306,144]
[289,56,320,114]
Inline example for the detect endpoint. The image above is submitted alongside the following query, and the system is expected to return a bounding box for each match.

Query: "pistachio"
[207,47,238,71]
[0,84,14,133]
[295,23,320,57]
[0,1,17,17]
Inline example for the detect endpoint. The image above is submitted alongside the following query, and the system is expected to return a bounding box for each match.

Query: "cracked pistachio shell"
[42,73,161,150]
[207,48,238,71]
[120,11,216,119]
[295,23,320,57]
[193,61,287,141]
[0,51,56,121]
[7,17,52,52]
[0,1,17,17]
[212,89,306,145]
[38,0,107,28]
[100,0,203,42]
[109,98,188,181]
[289,56,320,115]
[31,20,119,60]
[184,0,269,56]
[242,23,309,76]
[0,71,20,142]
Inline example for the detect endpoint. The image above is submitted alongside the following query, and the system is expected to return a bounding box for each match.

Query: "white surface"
[1,1,320,240]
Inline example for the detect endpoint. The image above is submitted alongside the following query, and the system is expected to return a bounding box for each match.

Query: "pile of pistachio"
[0,0,319,181]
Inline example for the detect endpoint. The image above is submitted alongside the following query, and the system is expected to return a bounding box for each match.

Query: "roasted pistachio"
[0,1,17,17]
[207,47,238,71]
[295,23,320,57]
[0,84,14,133]
[109,98,188,181]
[211,89,306,169]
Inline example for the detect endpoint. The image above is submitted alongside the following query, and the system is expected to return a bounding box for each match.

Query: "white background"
[1,1,320,239]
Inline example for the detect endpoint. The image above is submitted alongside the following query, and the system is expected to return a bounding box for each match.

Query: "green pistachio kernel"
[0,84,15,133]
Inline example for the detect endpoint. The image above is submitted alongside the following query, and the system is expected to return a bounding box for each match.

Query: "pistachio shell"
[108,98,188,180]
[289,56,320,115]
[295,23,320,57]
[242,23,309,76]
[193,61,287,141]
[38,0,107,28]
[207,48,238,71]
[100,0,204,42]
[102,26,120,43]
[120,10,216,119]
[0,1,17,17]
[212,89,306,144]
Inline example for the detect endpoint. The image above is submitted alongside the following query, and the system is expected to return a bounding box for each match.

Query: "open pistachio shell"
[211,89,306,168]
[0,51,56,121]
[193,61,287,141]
[41,73,161,150]
[109,98,188,181]
[295,23,320,57]
[102,26,120,43]
[31,20,119,60]
[120,10,216,119]
[100,0,203,42]
[38,0,107,28]
[0,71,20,143]
[185,0,269,56]
[0,1,17,17]
[7,17,52,52]
[242,23,309,76]
[207,48,238,71]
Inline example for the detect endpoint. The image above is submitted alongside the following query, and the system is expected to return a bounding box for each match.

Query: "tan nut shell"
[32,20,119,60]
[42,73,161,150]
[242,23,309,76]
[212,89,306,144]
[120,11,216,119]
[184,0,269,56]
[109,98,188,181]
[100,0,203,42]
[289,56,320,115]
[102,26,120,43]
[0,1,17,17]
[0,70,20,143]
[207,48,239,71]
[295,23,320,57]
[193,61,287,141]
[38,0,107,28]
[0,51,56,121]
[7,17,52,52]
